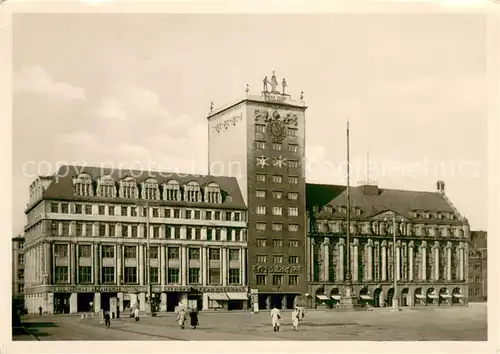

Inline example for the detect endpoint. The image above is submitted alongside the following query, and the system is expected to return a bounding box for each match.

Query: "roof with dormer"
[27,165,246,212]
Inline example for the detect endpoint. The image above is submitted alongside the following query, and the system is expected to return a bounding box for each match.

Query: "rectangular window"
[214,211,221,220]
[186,210,192,219]
[75,222,83,236]
[102,245,114,258]
[131,224,138,238]
[85,223,93,237]
[98,205,105,215]
[257,239,267,247]
[256,275,267,285]
[272,223,283,231]
[273,239,283,248]
[273,255,283,264]
[78,266,92,284]
[272,206,282,216]
[287,128,297,137]
[288,207,299,216]
[124,267,137,283]
[189,248,200,260]
[55,266,68,283]
[256,141,266,149]
[289,275,299,285]
[99,224,106,236]
[78,245,92,258]
[18,269,24,280]
[85,205,93,215]
[257,205,267,215]
[102,267,115,284]
[61,221,70,235]
[164,208,171,218]
[195,227,201,240]
[225,211,232,221]
[167,268,180,284]
[256,174,266,182]
[229,269,240,284]
[189,268,200,284]
[152,226,160,239]
[121,206,128,216]
[257,255,267,263]
[272,191,282,199]
[256,125,266,133]
[75,204,83,214]
[209,268,220,285]
[173,209,180,218]
[272,143,282,151]
[209,248,220,260]
[194,210,201,219]
[173,226,181,239]
[55,244,68,257]
[288,176,298,184]
[149,246,159,259]
[288,224,299,232]
[152,208,159,218]
[205,210,212,220]
[61,203,69,213]
[272,175,282,183]
[18,284,24,294]
[234,212,241,222]
[256,190,266,198]
[214,228,221,241]
[289,240,299,248]
[51,202,59,213]
[288,192,299,200]
[108,205,115,216]
[288,144,298,152]
[165,226,172,238]
[168,247,180,259]
[288,160,299,168]
[124,246,136,259]
[289,256,299,264]
[272,275,284,286]
[51,222,58,235]
[109,224,116,237]
[229,249,240,261]
[131,208,137,217]
[150,267,159,284]
[256,223,266,231]
[18,254,24,264]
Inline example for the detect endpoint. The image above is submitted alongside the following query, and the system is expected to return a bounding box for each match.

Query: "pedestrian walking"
[189,308,199,329]
[134,307,140,322]
[103,311,111,329]
[292,307,300,331]
[270,306,281,332]
[38,306,42,316]
[176,308,186,329]
[299,306,306,321]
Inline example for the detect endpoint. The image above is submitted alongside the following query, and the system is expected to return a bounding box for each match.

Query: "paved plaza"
[13,303,487,341]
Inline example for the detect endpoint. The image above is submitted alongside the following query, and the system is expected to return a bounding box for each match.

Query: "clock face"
[267,120,287,142]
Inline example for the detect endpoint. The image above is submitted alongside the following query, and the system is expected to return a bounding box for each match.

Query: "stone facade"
[468,230,487,302]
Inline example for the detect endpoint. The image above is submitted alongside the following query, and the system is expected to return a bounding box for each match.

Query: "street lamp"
[384,213,401,312]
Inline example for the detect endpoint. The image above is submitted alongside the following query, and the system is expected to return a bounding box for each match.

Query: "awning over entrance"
[440,294,452,298]
[208,293,229,301]
[453,294,464,298]
[316,295,329,301]
[427,294,439,299]
[360,295,373,300]
[226,292,248,300]
[331,295,341,300]
[415,294,425,299]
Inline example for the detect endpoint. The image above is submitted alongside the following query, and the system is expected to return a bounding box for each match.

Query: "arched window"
[97,175,116,197]
[119,177,138,199]
[142,178,159,200]
[184,181,202,202]
[72,173,94,196]
[204,182,222,203]
[163,180,181,201]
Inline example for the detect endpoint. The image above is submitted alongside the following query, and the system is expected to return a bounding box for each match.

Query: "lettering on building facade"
[252,265,302,274]
[211,113,243,133]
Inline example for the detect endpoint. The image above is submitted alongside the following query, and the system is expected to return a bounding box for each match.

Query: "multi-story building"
[468,230,487,302]
[23,166,248,314]
[306,181,470,308]
[208,72,307,310]
[12,235,25,298]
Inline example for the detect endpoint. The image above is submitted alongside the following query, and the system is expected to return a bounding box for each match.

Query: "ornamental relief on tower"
[254,109,299,127]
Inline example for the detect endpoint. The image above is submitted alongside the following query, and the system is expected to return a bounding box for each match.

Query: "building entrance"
[77,293,94,312]
[166,292,181,312]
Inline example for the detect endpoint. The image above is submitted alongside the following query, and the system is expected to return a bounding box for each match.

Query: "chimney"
[437,180,445,194]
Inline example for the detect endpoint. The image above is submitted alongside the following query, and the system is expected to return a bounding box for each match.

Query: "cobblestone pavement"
[13,303,487,341]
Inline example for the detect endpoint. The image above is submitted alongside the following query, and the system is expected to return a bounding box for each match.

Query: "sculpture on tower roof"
[270,70,279,93]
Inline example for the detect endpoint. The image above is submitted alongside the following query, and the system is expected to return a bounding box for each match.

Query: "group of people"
[176,307,199,329]
[270,306,306,332]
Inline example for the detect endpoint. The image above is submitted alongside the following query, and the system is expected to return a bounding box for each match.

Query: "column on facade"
[138,244,144,285]
[323,239,330,281]
[164,245,169,285]
[464,243,469,283]
[160,245,166,286]
[353,239,359,282]
[115,244,119,285]
[44,242,52,284]
[181,245,187,286]
[366,240,373,281]
[396,242,401,281]
[338,239,344,281]
[201,246,207,286]
[94,243,100,285]
[222,246,228,286]
[309,238,315,281]
[52,243,56,285]
[434,242,440,281]
[241,248,246,286]
[408,241,414,282]
[446,242,452,281]
[459,243,465,281]
[381,241,387,281]
[70,243,76,284]
[35,246,38,284]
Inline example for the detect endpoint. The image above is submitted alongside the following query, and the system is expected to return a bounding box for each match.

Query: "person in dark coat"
[189,309,199,329]
[103,311,111,329]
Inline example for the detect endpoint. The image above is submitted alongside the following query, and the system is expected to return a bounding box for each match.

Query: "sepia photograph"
[2,0,498,352]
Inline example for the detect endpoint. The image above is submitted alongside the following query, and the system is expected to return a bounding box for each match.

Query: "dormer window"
[142,178,159,200]
[164,180,181,201]
[119,177,138,199]
[73,173,93,197]
[205,182,222,204]
[184,181,201,202]
[326,205,333,213]
[97,175,116,197]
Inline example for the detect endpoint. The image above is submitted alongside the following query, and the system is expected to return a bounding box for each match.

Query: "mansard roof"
[34,165,246,210]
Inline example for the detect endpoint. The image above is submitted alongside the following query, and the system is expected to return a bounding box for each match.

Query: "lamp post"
[385,212,400,311]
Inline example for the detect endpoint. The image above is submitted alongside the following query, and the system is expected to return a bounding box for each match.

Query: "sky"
[11,13,488,235]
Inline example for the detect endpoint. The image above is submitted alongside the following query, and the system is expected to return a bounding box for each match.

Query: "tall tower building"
[208,72,307,310]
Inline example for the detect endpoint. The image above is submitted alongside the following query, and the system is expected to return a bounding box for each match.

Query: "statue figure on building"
[282,78,287,95]
[209,101,214,112]
[263,76,269,92]
[270,71,279,93]
[300,91,304,102]
[245,84,249,95]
